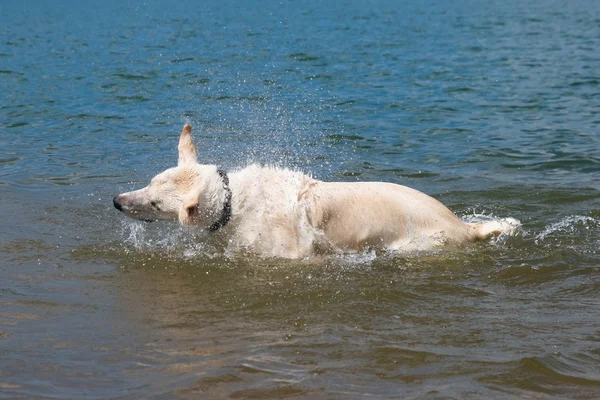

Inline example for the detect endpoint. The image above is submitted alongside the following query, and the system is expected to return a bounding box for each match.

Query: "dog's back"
[226,165,318,258]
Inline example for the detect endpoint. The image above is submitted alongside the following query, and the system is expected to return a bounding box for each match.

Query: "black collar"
[208,168,232,232]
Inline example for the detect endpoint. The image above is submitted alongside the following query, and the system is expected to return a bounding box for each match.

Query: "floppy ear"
[178,185,203,225]
[178,124,198,166]
[179,198,199,225]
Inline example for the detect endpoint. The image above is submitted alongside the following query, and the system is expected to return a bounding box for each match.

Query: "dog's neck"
[208,168,232,232]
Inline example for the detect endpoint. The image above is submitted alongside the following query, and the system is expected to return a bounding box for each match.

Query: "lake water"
[1,0,600,398]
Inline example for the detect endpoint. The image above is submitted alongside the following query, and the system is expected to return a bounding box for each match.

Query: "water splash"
[535,215,599,244]
[121,220,147,250]
[331,249,378,265]
[117,219,218,258]
[460,211,523,245]
[460,211,506,224]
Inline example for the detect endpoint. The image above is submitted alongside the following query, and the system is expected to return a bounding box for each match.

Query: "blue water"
[1,0,600,398]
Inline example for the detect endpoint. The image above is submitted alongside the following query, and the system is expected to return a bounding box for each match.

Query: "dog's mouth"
[114,196,158,222]
[125,210,157,223]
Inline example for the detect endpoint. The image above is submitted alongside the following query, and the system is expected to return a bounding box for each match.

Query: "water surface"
[1,0,600,398]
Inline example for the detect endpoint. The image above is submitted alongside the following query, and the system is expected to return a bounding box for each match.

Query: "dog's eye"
[150,201,161,210]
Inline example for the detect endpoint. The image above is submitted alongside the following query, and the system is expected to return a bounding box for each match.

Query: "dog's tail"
[467,217,521,240]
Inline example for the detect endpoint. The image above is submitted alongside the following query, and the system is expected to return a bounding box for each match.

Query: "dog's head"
[113,124,222,225]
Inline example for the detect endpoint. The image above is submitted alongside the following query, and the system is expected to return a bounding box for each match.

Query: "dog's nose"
[113,196,123,211]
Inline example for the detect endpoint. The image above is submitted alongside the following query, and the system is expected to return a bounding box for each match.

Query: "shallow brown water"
[2,185,600,399]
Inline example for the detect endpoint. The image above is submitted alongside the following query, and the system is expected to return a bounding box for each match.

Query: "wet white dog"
[114,124,520,258]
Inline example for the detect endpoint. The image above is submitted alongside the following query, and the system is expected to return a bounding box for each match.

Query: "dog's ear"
[178,181,203,225]
[178,124,198,166]
[179,198,199,225]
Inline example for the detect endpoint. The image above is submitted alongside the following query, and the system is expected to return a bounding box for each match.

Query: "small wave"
[479,352,600,397]
[6,122,28,128]
[115,95,150,102]
[287,52,321,62]
[374,346,445,367]
[111,73,150,80]
[535,215,598,242]
[170,57,195,64]
[0,157,22,166]
[0,69,24,75]
[519,353,600,385]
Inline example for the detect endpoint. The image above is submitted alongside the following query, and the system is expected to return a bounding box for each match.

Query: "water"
[1,0,600,398]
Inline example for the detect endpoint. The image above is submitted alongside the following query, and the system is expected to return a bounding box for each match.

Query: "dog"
[114,124,520,258]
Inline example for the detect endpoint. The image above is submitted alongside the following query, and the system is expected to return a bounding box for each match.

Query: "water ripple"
[2,0,600,398]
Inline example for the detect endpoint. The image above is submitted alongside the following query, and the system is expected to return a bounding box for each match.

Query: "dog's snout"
[113,196,123,211]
